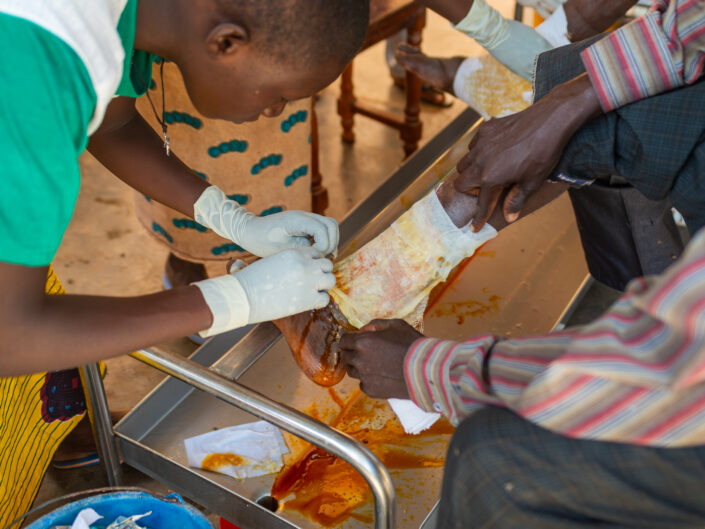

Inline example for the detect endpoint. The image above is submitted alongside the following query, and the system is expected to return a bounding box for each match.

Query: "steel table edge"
[129,348,397,529]
[115,432,299,529]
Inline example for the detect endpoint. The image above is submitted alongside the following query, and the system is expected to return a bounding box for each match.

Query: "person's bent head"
[170,0,370,123]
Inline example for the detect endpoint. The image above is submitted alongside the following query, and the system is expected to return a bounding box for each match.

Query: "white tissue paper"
[184,421,289,480]
[388,398,441,435]
[69,508,102,529]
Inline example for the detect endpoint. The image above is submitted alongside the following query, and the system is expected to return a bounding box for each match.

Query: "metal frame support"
[79,363,123,486]
[514,2,524,21]
[130,348,397,529]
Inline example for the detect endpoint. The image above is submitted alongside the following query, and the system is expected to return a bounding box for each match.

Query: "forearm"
[564,0,636,42]
[418,0,473,25]
[88,110,209,218]
[0,284,212,377]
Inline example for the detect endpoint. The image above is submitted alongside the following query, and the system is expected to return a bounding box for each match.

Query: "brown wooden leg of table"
[401,12,425,157]
[338,62,356,144]
[310,99,328,214]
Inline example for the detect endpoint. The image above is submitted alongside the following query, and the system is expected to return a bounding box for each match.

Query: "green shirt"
[0,0,153,266]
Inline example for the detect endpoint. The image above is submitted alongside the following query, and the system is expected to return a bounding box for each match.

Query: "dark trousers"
[533,37,705,290]
[437,407,705,528]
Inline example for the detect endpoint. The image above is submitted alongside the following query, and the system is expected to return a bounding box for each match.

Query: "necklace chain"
[134,59,170,156]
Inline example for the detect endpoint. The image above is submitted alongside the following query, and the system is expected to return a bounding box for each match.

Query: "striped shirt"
[406,227,705,447]
[581,0,705,111]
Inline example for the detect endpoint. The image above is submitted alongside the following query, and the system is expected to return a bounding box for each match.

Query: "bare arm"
[0,263,212,376]
[418,0,474,25]
[88,96,209,218]
[565,0,637,42]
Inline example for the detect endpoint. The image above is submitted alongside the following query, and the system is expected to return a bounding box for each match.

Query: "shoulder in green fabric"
[0,14,96,266]
[115,0,157,98]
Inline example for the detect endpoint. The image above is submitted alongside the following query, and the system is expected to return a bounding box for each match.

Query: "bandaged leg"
[452,54,533,118]
[275,189,496,386]
[394,47,532,120]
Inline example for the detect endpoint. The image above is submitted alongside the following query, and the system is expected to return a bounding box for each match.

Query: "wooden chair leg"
[338,62,356,144]
[310,99,328,214]
[401,12,425,157]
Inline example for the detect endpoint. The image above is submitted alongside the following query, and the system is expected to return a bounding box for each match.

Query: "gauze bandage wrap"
[453,0,552,80]
[453,55,533,119]
[194,248,335,337]
[194,186,339,258]
[330,191,497,329]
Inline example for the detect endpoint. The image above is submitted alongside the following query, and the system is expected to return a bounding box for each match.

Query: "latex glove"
[454,0,553,80]
[194,247,335,337]
[194,186,339,257]
[516,0,564,19]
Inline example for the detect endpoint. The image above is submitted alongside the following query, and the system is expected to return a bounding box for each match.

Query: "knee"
[447,407,518,463]
[438,407,534,528]
[443,406,531,493]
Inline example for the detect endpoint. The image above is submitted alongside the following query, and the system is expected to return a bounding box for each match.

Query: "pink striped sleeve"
[404,336,501,424]
[581,0,705,111]
[404,228,705,445]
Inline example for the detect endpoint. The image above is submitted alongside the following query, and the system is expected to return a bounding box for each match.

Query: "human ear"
[205,23,248,56]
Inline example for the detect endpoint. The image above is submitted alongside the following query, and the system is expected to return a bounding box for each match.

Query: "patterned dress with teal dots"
[284,165,308,187]
[172,218,208,232]
[281,110,308,133]
[208,139,248,158]
[251,154,283,175]
[152,222,174,243]
[164,110,202,129]
[210,205,284,256]
[260,206,284,216]
[211,242,246,256]
[227,193,250,205]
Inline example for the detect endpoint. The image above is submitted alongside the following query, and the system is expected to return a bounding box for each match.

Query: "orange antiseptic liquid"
[271,390,454,527]
[201,453,248,471]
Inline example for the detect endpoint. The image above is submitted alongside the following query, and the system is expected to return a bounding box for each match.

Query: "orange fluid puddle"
[272,390,454,527]
[428,295,502,325]
[201,452,249,472]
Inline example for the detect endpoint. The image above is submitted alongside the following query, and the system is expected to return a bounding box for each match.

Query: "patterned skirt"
[0,267,86,526]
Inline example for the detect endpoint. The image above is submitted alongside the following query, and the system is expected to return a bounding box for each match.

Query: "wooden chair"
[310,99,328,214]
[337,0,427,157]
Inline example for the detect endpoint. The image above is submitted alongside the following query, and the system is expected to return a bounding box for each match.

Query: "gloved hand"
[194,186,339,258]
[453,0,553,80]
[193,247,335,337]
[516,0,564,19]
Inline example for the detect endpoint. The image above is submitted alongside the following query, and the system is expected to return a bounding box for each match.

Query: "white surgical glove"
[453,0,553,80]
[194,186,339,257]
[193,247,335,337]
[516,0,564,19]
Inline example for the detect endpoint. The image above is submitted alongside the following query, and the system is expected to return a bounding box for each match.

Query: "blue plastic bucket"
[24,491,213,529]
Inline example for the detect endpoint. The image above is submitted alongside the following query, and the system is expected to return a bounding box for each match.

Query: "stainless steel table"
[81,107,589,529]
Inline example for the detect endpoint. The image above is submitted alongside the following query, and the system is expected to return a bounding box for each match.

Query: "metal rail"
[79,363,123,486]
[130,348,397,529]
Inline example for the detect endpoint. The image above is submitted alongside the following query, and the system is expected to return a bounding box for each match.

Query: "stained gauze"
[330,191,497,329]
[452,54,532,119]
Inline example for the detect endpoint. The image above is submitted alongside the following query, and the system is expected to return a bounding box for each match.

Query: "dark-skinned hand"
[339,319,424,400]
[564,0,638,42]
[455,72,603,232]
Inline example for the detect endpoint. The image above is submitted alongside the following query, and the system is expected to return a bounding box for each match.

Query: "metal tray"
[114,108,589,529]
